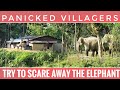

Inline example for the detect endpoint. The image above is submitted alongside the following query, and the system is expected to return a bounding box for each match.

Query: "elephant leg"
[109,49,111,55]
[96,51,98,56]
[92,50,95,57]
[86,50,89,56]
[109,49,114,57]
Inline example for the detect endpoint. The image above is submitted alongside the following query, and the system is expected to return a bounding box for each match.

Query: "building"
[6,38,27,49]
[29,36,61,51]
[6,35,63,52]
[6,36,36,49]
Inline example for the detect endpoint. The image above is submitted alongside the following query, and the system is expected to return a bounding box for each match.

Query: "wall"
[32,44,44,50]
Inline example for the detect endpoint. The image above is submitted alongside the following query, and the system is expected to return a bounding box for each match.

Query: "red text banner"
[0,68,120,79]
[0,11,120,23]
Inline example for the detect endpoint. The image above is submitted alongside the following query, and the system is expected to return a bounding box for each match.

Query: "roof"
[30,41,57,44]
[22,36,37,40]
[6,36,62,44]
[30,36,61,42]
[6,38,28,44]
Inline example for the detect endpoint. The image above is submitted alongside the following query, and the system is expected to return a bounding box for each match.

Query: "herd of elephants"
[76,34,120,57]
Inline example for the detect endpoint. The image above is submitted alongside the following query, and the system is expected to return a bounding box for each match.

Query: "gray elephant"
[102,34,114,55]
[77,36,98,57]
[102,34,120,55]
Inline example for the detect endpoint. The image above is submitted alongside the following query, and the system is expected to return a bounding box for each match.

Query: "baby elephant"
[77,36,98,57]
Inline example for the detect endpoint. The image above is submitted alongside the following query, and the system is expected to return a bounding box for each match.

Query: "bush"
[0,49,65,67]
[11,52,36,67]
[0,48,119,67]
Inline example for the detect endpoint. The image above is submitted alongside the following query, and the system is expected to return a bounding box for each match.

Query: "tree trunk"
[8,24,10,41]
[61,29,64,53]
[23,23,25,37]
[74,23,77,51]
[97,34,103,61]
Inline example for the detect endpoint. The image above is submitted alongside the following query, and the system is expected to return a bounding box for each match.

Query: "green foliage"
[26,23,42,36]
[0,23,120,67]
[0,49,119,67]
[0,49,65,67]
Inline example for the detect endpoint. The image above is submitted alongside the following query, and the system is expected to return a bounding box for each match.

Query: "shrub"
[0,48,119,67]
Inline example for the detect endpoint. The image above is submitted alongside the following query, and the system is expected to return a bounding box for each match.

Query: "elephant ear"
[81,37,84,43]
[78,37,84,45]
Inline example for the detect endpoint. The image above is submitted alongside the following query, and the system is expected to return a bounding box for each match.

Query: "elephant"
[102,34,114,55]
[77,36,98,57]
[102,34,120,55]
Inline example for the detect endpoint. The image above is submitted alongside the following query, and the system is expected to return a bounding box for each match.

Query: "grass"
[0,48,120,67]
[43,52,120,67]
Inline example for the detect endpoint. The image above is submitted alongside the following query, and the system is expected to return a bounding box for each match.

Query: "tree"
[74,23,77,51]
[90,23,103,60]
